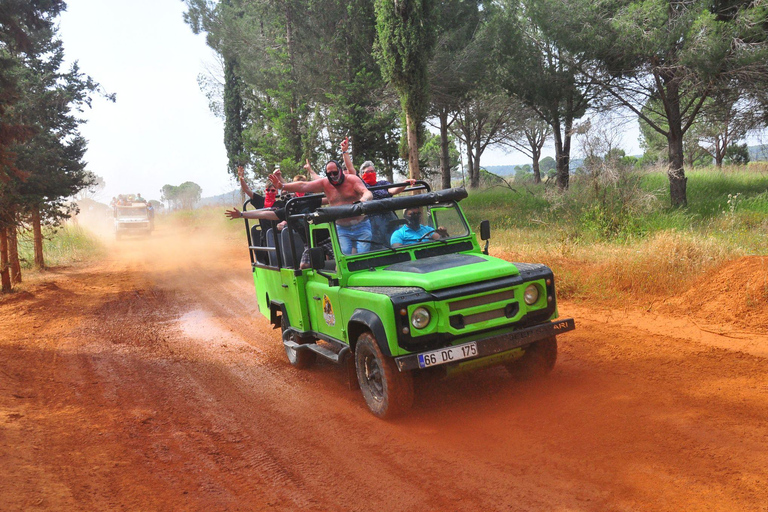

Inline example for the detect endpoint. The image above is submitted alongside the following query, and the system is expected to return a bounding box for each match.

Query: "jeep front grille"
[447,289,515,312]
[447,289,519,330]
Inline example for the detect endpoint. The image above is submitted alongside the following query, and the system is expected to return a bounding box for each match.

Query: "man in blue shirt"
[390,207,446,247]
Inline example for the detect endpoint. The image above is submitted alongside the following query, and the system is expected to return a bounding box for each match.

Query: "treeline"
[161,182,203,210]
[183,0,768,207]
[0,1,110,292]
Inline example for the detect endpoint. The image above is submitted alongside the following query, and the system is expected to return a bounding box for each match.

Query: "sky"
[57,1,645,204]
[58,0,230,203]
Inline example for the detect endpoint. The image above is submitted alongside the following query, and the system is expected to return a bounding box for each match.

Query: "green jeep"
[241,182,575,418]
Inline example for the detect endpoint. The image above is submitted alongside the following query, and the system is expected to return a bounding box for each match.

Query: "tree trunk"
[405,109,421,181]
[714,138,725,168]
[439,110,451,190]
[668,133,688,207]
[384,154,394,183]
[9,223,21,284]
[551,118,570,190]
[664,81,688,207]
[0,228,10,293]
[466,144,478,189]
[473,139,486,187]
[531,143,542,184]
[32,205,45,269]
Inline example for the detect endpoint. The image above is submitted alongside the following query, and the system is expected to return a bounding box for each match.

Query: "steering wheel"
[416,226,449,242]
[416,229,437,242]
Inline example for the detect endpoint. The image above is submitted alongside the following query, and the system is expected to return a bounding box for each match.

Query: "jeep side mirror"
[309,247,325,270]
[480,220,490,255]
[480,220,491,240]
[309,246,339,287]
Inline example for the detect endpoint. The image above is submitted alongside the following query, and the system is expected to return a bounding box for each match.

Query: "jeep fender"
[269,300,285,329]
[348,309,391,357]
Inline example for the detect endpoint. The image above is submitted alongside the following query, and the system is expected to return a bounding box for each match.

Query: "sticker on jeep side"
[322,295,335,326]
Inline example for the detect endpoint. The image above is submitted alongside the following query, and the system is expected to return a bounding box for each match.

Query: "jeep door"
[304,227,346,343]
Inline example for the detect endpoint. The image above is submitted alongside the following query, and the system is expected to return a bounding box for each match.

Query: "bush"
[17,224,106,268]
[724,143,750,166]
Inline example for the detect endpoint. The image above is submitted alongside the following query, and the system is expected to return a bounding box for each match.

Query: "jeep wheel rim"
[363,354,385,400]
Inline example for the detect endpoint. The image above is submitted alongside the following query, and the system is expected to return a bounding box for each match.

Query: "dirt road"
[2,223,767,511]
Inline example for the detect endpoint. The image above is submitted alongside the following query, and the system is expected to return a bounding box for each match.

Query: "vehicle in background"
[114,202,152,239]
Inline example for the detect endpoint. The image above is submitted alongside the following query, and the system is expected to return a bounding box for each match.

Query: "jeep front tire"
[504,336,557,380]
[355,332,414,419]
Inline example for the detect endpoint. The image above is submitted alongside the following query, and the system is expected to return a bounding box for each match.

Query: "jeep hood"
[346,253,519,291]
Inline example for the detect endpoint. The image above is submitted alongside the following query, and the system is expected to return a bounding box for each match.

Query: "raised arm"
[304,159,321,181]
[237,165,255,198]
[269,171,325,194]
[387,179,416,195]
[225,207,280,221]
[340,137,356,175]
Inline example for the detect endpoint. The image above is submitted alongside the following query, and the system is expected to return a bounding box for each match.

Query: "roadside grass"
[17,223,106,269]
[165,205,244,236]
[463,165,768,304]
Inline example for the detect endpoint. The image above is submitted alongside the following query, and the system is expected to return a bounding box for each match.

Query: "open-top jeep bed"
[241,181,574,418]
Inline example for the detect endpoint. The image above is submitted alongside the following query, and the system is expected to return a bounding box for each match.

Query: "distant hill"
[484,159,584,176]
[198,190,242,208]
[749,144,768,161]
[483,143,766,175]
[483,165,517,176]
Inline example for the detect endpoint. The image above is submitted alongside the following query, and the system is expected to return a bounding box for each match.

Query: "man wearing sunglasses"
[268,141,373,255]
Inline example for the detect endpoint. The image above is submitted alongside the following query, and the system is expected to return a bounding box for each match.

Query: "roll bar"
[308,187,468,224]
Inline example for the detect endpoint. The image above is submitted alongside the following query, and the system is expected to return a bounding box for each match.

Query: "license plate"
[418,342,478,368]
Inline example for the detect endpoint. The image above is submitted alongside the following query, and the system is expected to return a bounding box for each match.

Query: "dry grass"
[493,229,737,306]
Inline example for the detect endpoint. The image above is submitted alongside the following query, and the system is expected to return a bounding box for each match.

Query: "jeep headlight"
[523,284,540,305]
[411,307,431,329]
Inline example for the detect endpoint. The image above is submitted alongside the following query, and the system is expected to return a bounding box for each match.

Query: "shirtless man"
[268,138,373,254]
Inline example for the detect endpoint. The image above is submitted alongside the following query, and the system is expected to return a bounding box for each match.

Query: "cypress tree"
[223,56,245,175]
[374,0,436,181]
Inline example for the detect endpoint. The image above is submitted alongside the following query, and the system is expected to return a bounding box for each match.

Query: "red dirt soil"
[1,224,767,511]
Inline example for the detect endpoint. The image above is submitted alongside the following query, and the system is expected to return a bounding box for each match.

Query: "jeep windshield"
[339,200,470,255]
[307,186,471,257]
[115,206,148,219]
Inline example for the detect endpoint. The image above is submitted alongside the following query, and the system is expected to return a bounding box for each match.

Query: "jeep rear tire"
[504,335,557,380]
[355,332,413,419]
[281,316,316,369]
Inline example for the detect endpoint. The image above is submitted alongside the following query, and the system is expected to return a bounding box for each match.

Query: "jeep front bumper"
[394,318,575,372]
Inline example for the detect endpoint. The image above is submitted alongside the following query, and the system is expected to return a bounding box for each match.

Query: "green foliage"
[374,0,435,122]
[491,0,593,190]
[514,164,533,183]
[374,0,437,176]
[1,6,109,234]
[550,0,768,205]
[724,143,750,165]
[185,0,403,179]
[223,57,246,174]
[161,182,203,210]
[419,130,460,183]
[539,157,556,173]
[17,223,105,268]
[463,166,768,251]
[326,67,401,176]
